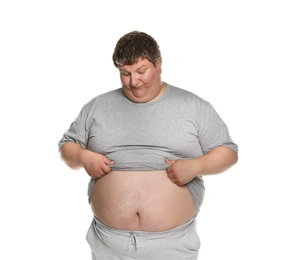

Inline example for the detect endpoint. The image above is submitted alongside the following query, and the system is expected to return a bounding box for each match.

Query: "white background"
[1,1,294,259]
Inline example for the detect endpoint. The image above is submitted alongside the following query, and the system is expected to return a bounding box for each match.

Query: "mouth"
[131,84,144,89]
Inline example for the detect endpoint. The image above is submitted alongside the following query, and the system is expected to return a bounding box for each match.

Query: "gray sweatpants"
[86,216,200,259]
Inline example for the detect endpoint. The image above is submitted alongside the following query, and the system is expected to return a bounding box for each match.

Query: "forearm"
[194,146,238,176]
[60,142,85,170]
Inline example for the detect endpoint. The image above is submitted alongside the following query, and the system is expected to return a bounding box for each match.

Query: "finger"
[164,158,176,165]
[167,172,172,179]
[103,156,115,165]
[90,171,104,179]
[166,167,172,174]
[101,164,112,174]
[170,177,178,184]
[167,172,175,180]
[94,168,107,178]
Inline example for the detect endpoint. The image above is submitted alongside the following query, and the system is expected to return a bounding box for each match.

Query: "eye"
[138,70,146,74]
[120,71,130,77]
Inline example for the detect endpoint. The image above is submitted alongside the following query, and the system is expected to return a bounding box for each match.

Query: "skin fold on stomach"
[90,170,196,232]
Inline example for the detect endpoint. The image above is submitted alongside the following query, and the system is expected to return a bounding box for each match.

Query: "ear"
[156,59,162,73]
[156,58,162,67]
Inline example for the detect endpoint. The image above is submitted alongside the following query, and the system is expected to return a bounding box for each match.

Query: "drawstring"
[131,231,137,246]
[125,230,137,251]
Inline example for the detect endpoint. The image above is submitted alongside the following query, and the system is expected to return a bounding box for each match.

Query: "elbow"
[60,153,82,170]
[227,148,238,168]
[232,151,238,166]
[59,145,83,170]
[220,146,238,170]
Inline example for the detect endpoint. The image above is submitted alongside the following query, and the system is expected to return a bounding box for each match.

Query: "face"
[118,58,162,103]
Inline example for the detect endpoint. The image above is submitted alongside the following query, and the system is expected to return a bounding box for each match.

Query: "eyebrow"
[119,65,147,72]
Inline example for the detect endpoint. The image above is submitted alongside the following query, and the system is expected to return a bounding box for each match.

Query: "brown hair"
[112,31,162,67]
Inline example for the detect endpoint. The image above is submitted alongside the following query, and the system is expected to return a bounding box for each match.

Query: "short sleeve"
[198,102,238,154]
[58,105,89,151]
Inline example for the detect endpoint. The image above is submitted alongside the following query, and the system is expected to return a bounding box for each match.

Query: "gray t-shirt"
[58,84,238,210]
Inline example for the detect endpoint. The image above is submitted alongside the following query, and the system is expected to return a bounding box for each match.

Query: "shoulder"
[167,84,209,107]
[84,88,123,109]
[90,88,123,103]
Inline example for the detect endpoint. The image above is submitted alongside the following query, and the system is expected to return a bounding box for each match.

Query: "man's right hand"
[80,149,115,179]
[60,142,114,178]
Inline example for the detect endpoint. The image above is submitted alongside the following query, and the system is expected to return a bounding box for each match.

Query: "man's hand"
[165,147,238,185]
[80,149,115,179]
[165,158,197,185]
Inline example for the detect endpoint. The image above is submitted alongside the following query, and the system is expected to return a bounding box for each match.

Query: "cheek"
[142,72,157,85]
[120,76,130,86]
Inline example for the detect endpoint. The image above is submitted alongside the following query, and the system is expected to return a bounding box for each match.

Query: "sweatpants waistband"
[93,215,196,239]
[87,215,200,259]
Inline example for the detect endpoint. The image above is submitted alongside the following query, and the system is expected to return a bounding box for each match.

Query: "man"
[59,31,238,259]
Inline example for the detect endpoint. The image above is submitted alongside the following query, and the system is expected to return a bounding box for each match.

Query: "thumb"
[103,156,115,165]
[164,158,176,165]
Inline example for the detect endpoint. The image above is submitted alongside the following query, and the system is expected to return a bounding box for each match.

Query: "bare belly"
[90,170,196,231]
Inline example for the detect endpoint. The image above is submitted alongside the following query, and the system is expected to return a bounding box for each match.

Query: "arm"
[165,146,238,185]
[60,142,115,178]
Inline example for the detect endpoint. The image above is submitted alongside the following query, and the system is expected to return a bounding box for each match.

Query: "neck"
[148,82,167,103]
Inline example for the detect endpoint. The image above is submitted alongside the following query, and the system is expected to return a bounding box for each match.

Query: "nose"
[130,73,140,87]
